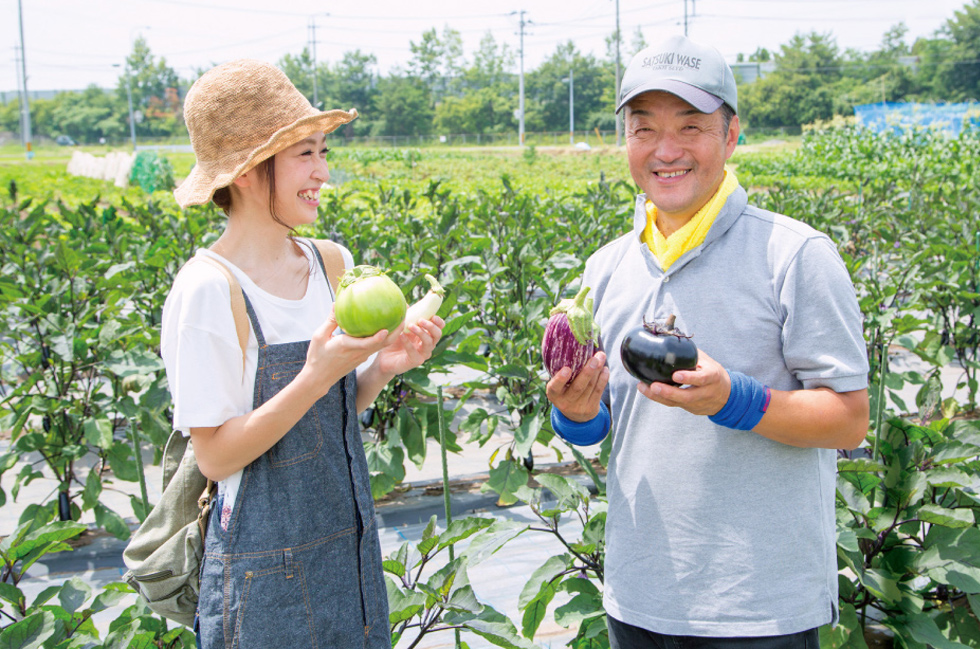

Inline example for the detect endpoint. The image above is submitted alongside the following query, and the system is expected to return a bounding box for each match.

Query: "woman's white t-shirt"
[160,241,355,528]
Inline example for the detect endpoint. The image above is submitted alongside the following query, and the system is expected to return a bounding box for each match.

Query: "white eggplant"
[404,274,446,326]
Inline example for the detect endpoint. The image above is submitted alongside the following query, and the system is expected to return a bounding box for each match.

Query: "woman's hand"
[303,309,402,396]
[375,316,445,377]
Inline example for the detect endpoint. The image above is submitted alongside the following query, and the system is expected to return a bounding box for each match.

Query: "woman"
[162,59,443,648]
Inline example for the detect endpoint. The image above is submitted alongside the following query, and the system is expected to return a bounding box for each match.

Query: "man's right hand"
[545,351,609,421]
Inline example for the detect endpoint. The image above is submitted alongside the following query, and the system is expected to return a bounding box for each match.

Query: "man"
[546,35,869,648]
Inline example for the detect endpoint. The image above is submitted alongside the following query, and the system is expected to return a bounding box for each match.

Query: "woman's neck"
[211,209,310,299]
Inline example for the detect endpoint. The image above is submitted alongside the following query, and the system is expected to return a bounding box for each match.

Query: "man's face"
[625,91,739,225]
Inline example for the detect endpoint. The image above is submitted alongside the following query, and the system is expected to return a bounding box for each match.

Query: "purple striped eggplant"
[541,285,600,381]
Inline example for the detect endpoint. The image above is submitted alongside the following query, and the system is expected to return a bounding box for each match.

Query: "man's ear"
[725,115,740,159]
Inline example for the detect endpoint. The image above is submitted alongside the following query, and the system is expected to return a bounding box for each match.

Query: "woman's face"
[268,132,330,228]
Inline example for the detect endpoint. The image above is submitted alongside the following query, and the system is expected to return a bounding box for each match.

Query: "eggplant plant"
[383,515,539,649]
[0,198,216,535]
[832,413,980,649]
[0,518,194,647]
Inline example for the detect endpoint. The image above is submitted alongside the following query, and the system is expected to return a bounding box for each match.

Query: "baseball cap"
[617,35,737,115]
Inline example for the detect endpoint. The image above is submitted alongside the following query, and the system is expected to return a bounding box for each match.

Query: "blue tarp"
[854,102,980,135]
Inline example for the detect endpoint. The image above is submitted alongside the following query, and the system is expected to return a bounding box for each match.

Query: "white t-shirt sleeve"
[161,261,254,435]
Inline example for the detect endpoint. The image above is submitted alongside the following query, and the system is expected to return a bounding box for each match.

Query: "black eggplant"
[620,314,698,385]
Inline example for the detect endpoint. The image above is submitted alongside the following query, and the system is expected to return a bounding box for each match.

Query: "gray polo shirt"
[585,185,868,636]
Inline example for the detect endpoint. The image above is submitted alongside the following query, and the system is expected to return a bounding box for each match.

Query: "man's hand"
[546,352,609,422]
[636,348,730,416]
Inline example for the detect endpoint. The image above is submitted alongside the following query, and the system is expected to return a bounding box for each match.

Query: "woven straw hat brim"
[174,108,357,208]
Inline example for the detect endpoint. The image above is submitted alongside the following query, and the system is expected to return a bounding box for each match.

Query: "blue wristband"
[708,370,771,431]
[551,402,610,446]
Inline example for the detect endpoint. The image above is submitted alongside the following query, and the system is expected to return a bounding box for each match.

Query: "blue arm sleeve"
[551,402,611,446]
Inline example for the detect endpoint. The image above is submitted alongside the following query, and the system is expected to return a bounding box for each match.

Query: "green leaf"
[58,576,92,614]
[461,521,529,566]
[81,468,102,511]
[482,458,529,506]
[94,503,131,540]
[83,418,113,449]
[0,611,58,649]
[437,517,494,551]
[105,442,138,482]
[101,619,140,649]
[456,604,538,649]
[568,445,605,495]
[554,591,605,628]
[3,520,86,563]
[521,587,554,640]
[398,407,427,468]
[925,467,975,489]
[930,441,980,466]
[837,458,885,473]
[90,584,129,613]
[445,584,482,614]
[512,412,543,460]
[384,578,425,626]
[859,569,902,603]
[103,348,165,377]
[518,555,571,608]
[382,559,406,578]
[535,473,589,510]
[29,587,61,612]
[905,612,972,649]
[0,582,25,609]
[918,504,975,529]
[836,477,871,514]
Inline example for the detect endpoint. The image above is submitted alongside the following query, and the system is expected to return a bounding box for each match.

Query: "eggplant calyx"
[339,264,387,291]
[550,285,600,346]
[641,313,692,338]
[422,273,446,297]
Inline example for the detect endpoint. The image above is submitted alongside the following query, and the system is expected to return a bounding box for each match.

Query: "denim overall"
[197,249,391,649]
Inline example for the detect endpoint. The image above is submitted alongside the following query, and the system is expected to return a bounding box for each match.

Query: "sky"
[1,0,973,94]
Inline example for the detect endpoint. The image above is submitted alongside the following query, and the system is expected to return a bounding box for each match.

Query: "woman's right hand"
[303,308,402,396]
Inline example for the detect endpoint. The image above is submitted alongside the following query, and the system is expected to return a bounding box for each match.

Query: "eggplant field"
[1,126,980,648]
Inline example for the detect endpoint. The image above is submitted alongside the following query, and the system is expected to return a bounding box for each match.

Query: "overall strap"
[307,239,345,298]
[187,255,250,375]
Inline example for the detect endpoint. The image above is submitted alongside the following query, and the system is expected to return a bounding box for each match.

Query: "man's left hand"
[637,348,730,416]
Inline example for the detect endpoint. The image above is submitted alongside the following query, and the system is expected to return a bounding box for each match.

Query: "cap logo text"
[642,52,701,71]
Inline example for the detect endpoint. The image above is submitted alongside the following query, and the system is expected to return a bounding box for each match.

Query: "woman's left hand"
[375,316,445,376]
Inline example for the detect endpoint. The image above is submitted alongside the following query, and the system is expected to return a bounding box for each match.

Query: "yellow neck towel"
[642,168,739,271]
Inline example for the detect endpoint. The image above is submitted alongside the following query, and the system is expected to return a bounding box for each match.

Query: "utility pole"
[17,0,33,160]
[125,28,149,153]
[684,0,696,36]
[517,10,527,146]
[310,17,319,108]
[125,62,137,152]
[615,0,622,146]
[568,69,574,145]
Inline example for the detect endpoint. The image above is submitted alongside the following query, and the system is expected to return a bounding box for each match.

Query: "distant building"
[731,61,777,85]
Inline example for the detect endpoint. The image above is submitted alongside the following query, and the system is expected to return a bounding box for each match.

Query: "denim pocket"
[262,364,324,467]
[231,564,315,649]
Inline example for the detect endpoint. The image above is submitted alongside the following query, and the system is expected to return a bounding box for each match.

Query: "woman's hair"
[211,156,292,231]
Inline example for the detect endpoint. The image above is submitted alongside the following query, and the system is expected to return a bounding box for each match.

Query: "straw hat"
[174,59,358,208]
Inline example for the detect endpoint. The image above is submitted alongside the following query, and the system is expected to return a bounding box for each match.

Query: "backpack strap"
[309,239,345,295]
[188,255,249,375]
[184,242,340,373]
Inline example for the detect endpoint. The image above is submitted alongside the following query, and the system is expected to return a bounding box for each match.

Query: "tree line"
[3,0,979,146]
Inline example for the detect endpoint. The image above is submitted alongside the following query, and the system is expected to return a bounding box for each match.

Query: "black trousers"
[607,615,820,649]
